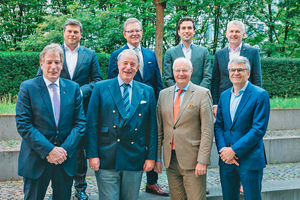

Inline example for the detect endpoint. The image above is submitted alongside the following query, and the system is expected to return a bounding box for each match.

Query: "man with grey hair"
[87,49,157,200]
[36,19,102,200]
[16,43,86,200]
[155,57,214,199]
[107,17,168,196]
[215,56,270,200]
[211,20,262,119]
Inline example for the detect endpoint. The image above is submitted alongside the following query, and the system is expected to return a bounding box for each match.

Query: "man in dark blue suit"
[16,44,86,200]
[107,18,168,196]
[87,49,157,200]
[36,19,102,200]
[211,20,262,118]
[214,56,270,200]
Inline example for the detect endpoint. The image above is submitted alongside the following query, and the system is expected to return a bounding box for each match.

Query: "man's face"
[229,62,250,87]
[123,22,143,47]
[178,21,195,43]
[118,52,140,84]
[40,52,63,83]
[173,60,193,88]
[63,25,82,49]
[226,24,245,47]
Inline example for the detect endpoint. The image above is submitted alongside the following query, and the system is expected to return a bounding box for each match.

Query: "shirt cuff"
[80,89,83,97]
[213,105,218,108]
[157,158,162,161]
[198,161,207,165]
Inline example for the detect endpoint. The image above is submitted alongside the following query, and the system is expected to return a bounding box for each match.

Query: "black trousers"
[23,165,73,200]
[74,139,88,192]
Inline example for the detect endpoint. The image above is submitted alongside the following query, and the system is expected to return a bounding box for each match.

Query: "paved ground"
[1,130,300,199]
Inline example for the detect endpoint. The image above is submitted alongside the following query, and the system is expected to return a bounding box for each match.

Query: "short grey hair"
[228,56,251,72]
[64,19,83,33]
[173,57,193,70]
[39,43,64,64]
[227,20,245,33]
[117,49,140,65]
[123,18,142,32]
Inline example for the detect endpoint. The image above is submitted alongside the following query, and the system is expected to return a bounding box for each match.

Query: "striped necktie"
[122,83,130,118]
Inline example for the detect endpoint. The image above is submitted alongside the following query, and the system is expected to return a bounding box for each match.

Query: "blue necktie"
[50,83,60,127]
[122,83,130,118]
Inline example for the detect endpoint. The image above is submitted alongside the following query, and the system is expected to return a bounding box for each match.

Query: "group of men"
[15,16,270,200]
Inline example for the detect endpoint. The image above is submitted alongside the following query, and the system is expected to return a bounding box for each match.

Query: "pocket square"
[188,104,194,107]
[148,62,152,64]
[140,100,147,104]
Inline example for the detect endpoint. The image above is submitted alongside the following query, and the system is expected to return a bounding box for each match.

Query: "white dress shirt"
[64,43,79,79]
[127,43,144,78]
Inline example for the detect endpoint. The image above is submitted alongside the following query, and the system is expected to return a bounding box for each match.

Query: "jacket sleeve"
[199,49,212,89]
[163,50,176,87]
[211,52,221,105]
[250,48,262,88]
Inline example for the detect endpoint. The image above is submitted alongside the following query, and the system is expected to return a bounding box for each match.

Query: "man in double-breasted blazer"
[163,17,211,89]
[86,49,157,200]
[36,19,102,200]
[214,56,270,200]
[107,17,168,196]
[155,57,214,200]
[211,20,262,118]
[16,44,86,200]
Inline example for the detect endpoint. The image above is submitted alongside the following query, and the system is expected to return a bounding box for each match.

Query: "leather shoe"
[206,188,210,194]
[146,183,169,196]
[75,191,88,200]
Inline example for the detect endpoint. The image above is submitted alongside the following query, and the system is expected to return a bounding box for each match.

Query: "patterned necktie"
[172,89,184,149]
[122,83,130,118]
[50,83,60,127]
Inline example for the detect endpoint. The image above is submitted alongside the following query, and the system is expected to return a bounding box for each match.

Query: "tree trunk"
[154,0,165,74]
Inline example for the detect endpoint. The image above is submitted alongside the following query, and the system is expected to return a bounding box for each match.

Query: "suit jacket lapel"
[73,46,85,80]
[108,78,126,119]
[223,90,232,124]
[190,45,197,65]
[231,83,252,128]
[174,44,185,58]
[240,44,247,57]
[38,77,56,126]
[125,81,143,126]
[175,83,194,125]
[59,79,68,127]
[167,87,175,124]
[224,47,230,64]
[61,45,71,79]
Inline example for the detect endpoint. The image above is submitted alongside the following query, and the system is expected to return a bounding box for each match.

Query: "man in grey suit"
[163,17,211,89]
[211,20,262,118]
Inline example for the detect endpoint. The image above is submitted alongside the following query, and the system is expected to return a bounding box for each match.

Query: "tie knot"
[50,83,57,90]
[177,89,184,95]
[133,47,139,51]
[122,83,129,89]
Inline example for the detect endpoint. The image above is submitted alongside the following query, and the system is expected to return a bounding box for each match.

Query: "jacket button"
[173,127,176,130]
[117,139,120,142]
[56,131,59,134]
[131,142,134,144]
[135,128,137,131]
[113,110,116,113]
[230,130,233,133]
[139,113,141,117]
[113,125,116,128]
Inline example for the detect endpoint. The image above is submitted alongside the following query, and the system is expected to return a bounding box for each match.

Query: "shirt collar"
[228,42,243,53]
[175,82,190,92]
[231,80,248,97]
[181,42,193,50]
[64,42,80,52]
[117,75,133,88]
[127,43,141,51]
[43,76,60,88]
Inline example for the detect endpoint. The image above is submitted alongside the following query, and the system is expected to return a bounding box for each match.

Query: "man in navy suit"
[87,49,157,200]
[16,44,86,200]
[36,19,102,200]
[214,56,270,200]
[107,18,168,196]
[211,20,262,118]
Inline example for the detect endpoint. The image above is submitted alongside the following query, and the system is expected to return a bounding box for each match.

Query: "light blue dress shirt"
[181,43,193,61]
[230,81,249,121]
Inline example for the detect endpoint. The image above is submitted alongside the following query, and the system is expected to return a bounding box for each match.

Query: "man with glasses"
[108,18,168,196]
[215,56,270,200]
[211,20,262,118]
[163,17,211,89]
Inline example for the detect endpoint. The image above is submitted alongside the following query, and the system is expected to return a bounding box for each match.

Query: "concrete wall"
[0,115,21,141]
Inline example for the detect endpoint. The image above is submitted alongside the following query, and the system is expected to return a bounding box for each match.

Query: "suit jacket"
[163,44,212,88]
[86,78,157,171]
[107,44,163,100]
[16,76,86,179]
[211,44,262,105]
[36,45,102,112]
[214,82,270,170]
[156,83,214,169]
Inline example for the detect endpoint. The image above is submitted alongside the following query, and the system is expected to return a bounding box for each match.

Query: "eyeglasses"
[229,68,247,73]
[124,29,143,34]
[174,69,190,74]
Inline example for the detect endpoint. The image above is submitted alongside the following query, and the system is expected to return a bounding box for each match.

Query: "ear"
[136,64,140,70]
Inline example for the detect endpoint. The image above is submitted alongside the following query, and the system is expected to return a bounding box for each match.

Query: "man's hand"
[227,157,240,166]
[89,158,100,171]
[213,106,218,118]
[47,147,67,165]
[195,163,207,177]
[154,161,163,174]
[143,160,155,172]
[219,147,236,163]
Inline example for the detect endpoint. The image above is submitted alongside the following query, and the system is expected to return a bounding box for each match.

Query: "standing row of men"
[16,16,270,200]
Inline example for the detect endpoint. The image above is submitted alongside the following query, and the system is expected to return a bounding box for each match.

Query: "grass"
[0,96,299,114]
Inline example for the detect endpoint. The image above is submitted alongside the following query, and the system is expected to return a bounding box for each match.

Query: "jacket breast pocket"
[191,140,201,146]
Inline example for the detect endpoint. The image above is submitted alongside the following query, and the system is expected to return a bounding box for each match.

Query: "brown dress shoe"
[206,188,210,194]
[146,183,170,196]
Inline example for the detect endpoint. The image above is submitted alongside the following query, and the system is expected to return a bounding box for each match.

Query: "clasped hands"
[219,147,239,166]
[46,147,67,165]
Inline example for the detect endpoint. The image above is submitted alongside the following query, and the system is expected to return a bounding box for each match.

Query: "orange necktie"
[172,89,184,149]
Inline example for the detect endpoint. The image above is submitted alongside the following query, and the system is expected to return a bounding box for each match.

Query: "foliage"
[270,96,300,109]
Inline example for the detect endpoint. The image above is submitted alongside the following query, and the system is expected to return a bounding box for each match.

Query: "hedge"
[1,52,299,98]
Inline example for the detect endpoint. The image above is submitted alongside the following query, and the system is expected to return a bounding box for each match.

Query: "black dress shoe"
[206,188,210,194]
[75,191,88,200]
